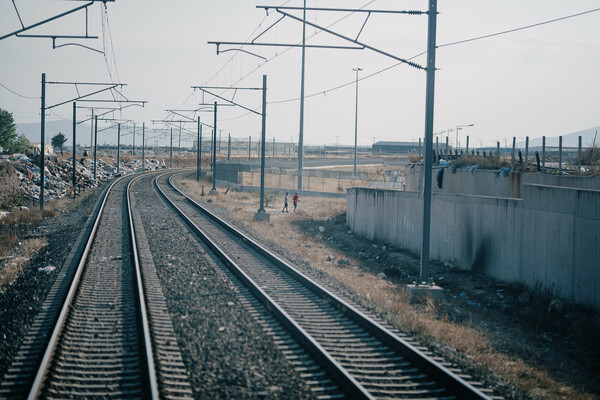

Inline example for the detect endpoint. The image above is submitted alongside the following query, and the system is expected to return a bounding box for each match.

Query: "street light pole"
[456,123,474,151]
[352,67,362,174]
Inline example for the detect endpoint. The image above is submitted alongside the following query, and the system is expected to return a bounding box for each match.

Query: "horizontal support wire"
[257,6,426,15]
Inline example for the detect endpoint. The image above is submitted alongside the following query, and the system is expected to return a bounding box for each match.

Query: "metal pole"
[455,126,459,151]
[40,73,46,210]
[445,136,449,156]
[90,108,93,155]
[578,135,582,171]
[353,67,360,174]
[93,115,98,180]
[525,136,529,169]
[497,141,500,157]
[142,122,145,170]
[298,0,306,191]
[169,128,173,168]
[466,136,470,155]
[419,0,437,285]
[418,137,421,160]
[258,75,267,213]
[212,102,217,191]
[511,137,516,166]
[132,123,135,155]
[196,117,201,181]
[117,123,121,174]
[248,136,252,160]
[178,122,181,155]
[542,136,546,172]
[559,136,563,174]
[72,101,76,198]
[227,133,231,160]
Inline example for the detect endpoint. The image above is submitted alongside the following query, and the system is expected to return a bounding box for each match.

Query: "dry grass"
[453,155,511,170]
[0,190,94,288]
[176,175,598,400]
[0,238,47,287]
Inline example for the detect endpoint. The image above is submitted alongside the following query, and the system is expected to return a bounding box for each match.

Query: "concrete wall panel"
[347,185,600,309]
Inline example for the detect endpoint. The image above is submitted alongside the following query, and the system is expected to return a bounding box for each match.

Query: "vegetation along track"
[157,171,500,400]
[0,172,192,399]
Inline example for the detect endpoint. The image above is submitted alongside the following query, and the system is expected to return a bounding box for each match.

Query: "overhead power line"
[0,82,38,99]
[438,7,600,48]
[268,6,600,105]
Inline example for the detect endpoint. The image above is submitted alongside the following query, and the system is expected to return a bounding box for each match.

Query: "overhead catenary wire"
[266,6,600,105]
[0,82,38,100]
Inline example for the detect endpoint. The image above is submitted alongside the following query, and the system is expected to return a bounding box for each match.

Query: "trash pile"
[2,154,164,202]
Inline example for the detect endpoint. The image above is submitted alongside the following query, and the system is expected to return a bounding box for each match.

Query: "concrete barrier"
[347,185,600,309]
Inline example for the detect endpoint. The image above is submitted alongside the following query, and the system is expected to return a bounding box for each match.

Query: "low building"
[372,141,419,154]
[31,143,54,155]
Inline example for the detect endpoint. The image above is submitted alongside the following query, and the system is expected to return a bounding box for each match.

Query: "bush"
[452,155,510,170]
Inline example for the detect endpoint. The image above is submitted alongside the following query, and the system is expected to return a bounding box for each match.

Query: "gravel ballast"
[131,173,314,399]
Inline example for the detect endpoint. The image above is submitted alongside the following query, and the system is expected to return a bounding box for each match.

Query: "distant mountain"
[528,126,600,148]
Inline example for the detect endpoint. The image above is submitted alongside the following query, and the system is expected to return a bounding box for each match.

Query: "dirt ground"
[178,176,600,400]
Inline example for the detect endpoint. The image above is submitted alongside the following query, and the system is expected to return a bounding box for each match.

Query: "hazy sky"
[1,1,599,148]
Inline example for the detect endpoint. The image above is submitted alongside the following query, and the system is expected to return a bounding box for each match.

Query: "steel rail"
[127,175,160,400]
[26,174,159,399]
[164,171,492,400]
[153,172,372,399]
[26,177,121,399]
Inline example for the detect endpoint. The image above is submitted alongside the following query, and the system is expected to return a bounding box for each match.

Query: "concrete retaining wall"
[405,165,600,198]
[347,185,600,309]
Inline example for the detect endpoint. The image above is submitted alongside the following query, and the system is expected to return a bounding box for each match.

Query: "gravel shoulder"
[0,186,106,381]
[175,172,600,400]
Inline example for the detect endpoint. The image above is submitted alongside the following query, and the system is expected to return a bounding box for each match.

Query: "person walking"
[292,192,299,212]
[282,192,289,213]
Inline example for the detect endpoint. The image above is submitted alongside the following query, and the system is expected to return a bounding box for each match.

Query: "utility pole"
[197,117,202,181]
[248,136,252,160]
[258,75,267,214]
[169,127,173,168]
[178,122,181,155]
[298,0,307,191]
[352,67,362,174]
[72,102,76,198]
[40,73,46,210]
[90,108,94,155]
[227,133,231,160]
[117,123,121,174]
[142,122,145,170]
[416,0,438,290]
[93,115,98,180]
[132,123,136,155]
[211,102,217,193]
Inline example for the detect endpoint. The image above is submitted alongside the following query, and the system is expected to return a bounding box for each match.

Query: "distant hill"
[17,120,120,148]
[528,126,600,148]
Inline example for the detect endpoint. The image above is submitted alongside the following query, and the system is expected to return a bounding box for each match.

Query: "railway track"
[0,173,191,400]
[156,171,500,400]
